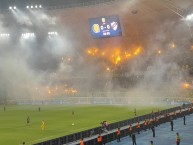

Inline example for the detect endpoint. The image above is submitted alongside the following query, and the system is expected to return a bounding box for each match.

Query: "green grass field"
[0,105,170,145]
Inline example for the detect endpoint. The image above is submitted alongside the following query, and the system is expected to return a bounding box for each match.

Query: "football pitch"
[0,105,170,145]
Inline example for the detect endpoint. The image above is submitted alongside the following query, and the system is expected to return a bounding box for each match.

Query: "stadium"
[0,0,193,144]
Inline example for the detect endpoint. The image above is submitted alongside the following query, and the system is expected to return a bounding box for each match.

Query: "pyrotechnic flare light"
[125,52,131,58]
[86,47,142,65]
[183,83,190,89]
[134,48,141,55]
[115,56,121,64]
[67,58,71,62]
[170,42,176,48]
[101,52,105,56]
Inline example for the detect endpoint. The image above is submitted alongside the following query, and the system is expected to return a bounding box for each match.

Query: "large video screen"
[89,15,122,38]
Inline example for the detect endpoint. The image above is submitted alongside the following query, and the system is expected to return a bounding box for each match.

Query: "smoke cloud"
[0,0,192,105]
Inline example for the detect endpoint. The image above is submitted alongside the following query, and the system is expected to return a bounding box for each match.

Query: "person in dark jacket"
[27,116,30,126]
[170,120,174,131]
[132,133,137,145]
[183,115,186,125]
[151,125,155,137]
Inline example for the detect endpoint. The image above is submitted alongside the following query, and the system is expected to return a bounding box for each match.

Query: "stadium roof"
[0,0,192,11]
[0,0,116,10]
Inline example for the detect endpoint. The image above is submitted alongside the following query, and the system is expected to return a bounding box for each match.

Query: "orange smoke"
[183,83,190,89]
[170,42,176,48]
[87,47,99,56]
[44,84,78,97]
[86,46,142,65]
[134,48,141,55]
[191,45,193,51]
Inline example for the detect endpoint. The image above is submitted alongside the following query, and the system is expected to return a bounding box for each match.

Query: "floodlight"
[35,5,38,8]
[21,33,35,39]
[26,6,29,9]
[0,33,10,38]
[9,6,12,10]
[48,32,58,37]
[186,14,193,21]
[13,6,16,9]
[31,6,33,8]
[39,5,42,8]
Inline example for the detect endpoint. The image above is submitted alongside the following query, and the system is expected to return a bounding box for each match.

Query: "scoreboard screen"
[89,15,122,38]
